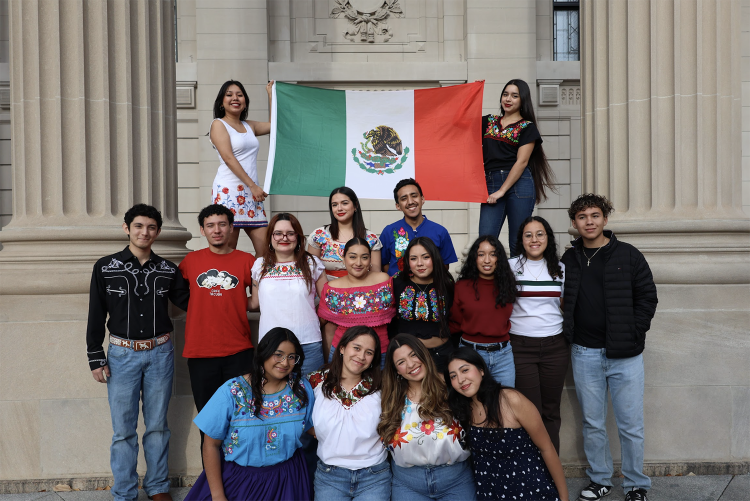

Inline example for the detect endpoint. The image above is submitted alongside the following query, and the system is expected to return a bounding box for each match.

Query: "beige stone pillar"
[0,0,190,295]
[580,0,750,284]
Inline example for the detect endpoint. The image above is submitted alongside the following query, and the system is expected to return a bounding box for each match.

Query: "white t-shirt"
[252,256,325,345]
[508,256,565,338]
[309,369,387,469]
[388,398,470,468]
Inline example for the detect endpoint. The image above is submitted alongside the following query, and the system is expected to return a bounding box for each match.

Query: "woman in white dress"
[209,79,273,254]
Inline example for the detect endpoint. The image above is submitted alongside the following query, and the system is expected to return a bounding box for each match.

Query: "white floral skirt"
[212,180,267,228]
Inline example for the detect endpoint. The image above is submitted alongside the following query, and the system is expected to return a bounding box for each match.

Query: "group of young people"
[85,77,658,501]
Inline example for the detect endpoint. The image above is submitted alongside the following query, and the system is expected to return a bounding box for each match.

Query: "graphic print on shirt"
[393,227,409,271]
[196,268,239,295]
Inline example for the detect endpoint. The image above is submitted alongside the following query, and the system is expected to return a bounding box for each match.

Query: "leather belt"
[110,333,171,351]
[461,338,509,352]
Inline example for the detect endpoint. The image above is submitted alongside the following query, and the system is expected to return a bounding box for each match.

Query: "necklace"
[412,280,432,292]
[526,259,546,280]
[582,246,604,267]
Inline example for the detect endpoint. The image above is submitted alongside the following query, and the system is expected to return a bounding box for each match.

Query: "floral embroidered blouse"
[307,226,383,281]
[390,272,454,340]
[317,279,396,350]
[482,114,542,172]
[309,369,387,469]
[193,376,315,468]
[387,397,470,468]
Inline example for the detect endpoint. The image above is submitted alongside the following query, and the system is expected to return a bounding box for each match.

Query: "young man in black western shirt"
[86,204,189,501]
[561,194,657,501]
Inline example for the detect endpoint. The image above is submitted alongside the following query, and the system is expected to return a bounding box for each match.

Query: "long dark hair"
[262,213,315,291]
[500,79,556,203]
[250,328,309,418]
[327,187,367,241]
[377,334,454,445]
[513,216,563,280]
[322,326,382,399]
[458,235,516,307]
[401,237,454,339]
[213,80,250,122]
[446,347,509,444]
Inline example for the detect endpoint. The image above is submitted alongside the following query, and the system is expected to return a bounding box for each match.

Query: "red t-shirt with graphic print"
[179,248,255,358]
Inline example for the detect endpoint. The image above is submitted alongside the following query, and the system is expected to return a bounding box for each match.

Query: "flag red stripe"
[413,82,487,203]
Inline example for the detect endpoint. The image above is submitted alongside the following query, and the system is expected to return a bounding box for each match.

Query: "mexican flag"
[264,81,488,202]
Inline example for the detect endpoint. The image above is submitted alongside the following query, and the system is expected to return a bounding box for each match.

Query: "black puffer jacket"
[561,231,658,358]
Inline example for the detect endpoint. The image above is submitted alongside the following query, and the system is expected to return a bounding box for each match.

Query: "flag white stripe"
[263,83,279,194]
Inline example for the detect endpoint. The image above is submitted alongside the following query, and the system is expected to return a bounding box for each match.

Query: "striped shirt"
[509,257,565,338]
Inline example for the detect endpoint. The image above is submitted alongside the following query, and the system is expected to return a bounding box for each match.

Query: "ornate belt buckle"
[134,340,153,351]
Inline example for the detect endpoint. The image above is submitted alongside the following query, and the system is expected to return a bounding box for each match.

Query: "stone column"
[580,0,750,285]
[0,0,190,295]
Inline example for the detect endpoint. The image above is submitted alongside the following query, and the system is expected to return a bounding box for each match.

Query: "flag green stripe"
[271,83,347,196]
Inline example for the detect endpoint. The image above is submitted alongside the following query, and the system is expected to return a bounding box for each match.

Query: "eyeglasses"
[272,231,298,241]
[272,352,301,365]
[523,231,547,240]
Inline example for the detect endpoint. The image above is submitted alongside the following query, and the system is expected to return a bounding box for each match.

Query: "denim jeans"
[460,339,516,388]
[570,344,651,492]
[391,460,476,501]
[302,341,325,376]
[315,459,391,500]
[107,338,174,501]
[328,344,387,371]
[478,168,536,257]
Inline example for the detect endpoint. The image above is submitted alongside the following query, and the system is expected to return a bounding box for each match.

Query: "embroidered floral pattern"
[265,426,279,450]
[393,227,409,258]
[324,284,393,315]
[390,430,409,449]
[398,285,444,323]
[309,369,373,410]
[388,397,464,451]
[311,228,380,264]
[227,378,302,418]
[262,263,305,280]
[308,371,324,389]
[212,183,266,225]
[483,115,532,146]
[222,429,239,455]
[399,287,416,320]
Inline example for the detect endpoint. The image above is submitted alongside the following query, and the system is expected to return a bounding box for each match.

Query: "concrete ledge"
[3,462,749,494]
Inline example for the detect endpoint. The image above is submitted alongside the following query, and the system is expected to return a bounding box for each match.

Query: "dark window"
[553,0,579,61]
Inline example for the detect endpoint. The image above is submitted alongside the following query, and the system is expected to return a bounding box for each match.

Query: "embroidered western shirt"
[86,246,190,370]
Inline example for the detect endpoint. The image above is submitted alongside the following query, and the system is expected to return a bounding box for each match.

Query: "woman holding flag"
[209,80,273,254]
[478,78,556,257]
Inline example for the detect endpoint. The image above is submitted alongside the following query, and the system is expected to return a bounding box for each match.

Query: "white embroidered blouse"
[309,369,387,469]
[387,397,470,468]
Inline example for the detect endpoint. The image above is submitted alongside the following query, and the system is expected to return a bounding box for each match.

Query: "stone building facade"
[0,0,748,486]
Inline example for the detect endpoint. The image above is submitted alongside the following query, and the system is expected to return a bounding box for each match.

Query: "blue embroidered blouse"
[193,376,315,467]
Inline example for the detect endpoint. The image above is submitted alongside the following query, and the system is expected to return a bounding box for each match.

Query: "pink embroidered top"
[317,279,396,350]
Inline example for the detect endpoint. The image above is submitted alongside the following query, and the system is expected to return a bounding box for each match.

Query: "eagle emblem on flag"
[352,125,410,175]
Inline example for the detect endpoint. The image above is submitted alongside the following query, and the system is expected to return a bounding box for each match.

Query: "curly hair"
[513,216,563,280]
[457,235,516,307]
[250,328,308,418]
[124,204,162,229]
[377,334,454,445]
[322,325,382,399]
[567,193,615,220]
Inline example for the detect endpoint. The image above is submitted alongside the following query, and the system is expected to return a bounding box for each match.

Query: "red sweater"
[449,278,513,344]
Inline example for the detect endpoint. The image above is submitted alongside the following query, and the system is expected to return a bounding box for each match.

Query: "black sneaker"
[624,488,648,501]
[578,481,612,501]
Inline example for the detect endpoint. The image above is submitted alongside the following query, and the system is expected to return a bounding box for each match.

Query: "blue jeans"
[315,459,391,500]
[570,344,651,492]
[460,339,516,388]
[391,460,476,501]
[107,338,174,501]
[328,344,387,371]
[478,168,535,257]
[302,341,325,375]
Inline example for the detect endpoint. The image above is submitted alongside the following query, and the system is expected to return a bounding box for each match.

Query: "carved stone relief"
[330,0,405,43]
